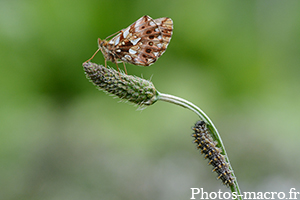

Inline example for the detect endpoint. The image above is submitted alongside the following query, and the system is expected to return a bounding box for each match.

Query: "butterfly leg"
[113,58,122,77]
[84,48,101,63]
[114,58,120,72]
[122,62,128,74]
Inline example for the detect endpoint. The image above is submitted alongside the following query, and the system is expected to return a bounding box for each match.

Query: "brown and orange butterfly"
[85,15,173,73]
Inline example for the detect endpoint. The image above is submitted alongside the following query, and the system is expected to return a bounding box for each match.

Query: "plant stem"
[157,92,242,200]
[83,62,242,199]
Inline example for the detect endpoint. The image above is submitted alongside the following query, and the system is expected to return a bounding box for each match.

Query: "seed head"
[83,62,158,106]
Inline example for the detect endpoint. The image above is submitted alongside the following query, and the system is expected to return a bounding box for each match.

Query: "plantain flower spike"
[83,62,158,107]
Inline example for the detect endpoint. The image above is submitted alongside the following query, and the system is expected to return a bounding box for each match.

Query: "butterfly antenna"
[105,31,121,40]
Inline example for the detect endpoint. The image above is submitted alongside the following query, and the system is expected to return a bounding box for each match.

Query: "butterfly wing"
[103,15,173,66]
[153,17,173,57]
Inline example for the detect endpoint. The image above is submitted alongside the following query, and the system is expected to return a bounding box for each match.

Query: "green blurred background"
[1,0,300,199]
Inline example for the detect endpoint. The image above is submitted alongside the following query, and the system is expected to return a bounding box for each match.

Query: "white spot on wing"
[129,49,137,54]
[109,40,114,44]
[114,36,120,46]
[123,27,130,38]
[155,28,159,32]
[130,37,141,45]
[157,43,162,48]
[134,57,141,63]
[124,55,131,60]
[153,52,159,57]
[149,21,155,26]
[157,35,162,40]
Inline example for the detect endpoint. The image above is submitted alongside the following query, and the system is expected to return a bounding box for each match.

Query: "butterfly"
[85,15,173,74]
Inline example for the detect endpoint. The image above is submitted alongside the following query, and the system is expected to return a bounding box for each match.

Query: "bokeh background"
[1,0,300,199]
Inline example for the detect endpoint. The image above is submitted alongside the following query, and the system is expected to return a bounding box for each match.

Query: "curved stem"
[157,92,242,200]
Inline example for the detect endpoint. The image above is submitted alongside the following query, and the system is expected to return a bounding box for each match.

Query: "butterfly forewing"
[154,18,173,53]
[99,15,173,67]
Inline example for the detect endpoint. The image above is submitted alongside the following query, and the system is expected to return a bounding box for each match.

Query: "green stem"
[157,92,242,200]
